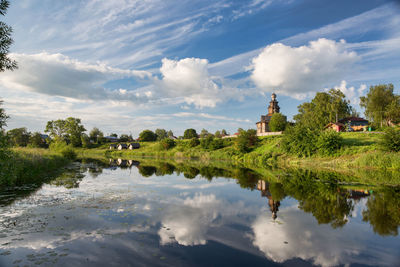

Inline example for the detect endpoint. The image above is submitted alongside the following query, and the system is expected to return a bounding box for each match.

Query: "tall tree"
[7,127,30,147]
[89,127,104,143]
[360,84,397,127]
[294,89,352,130]
[0,0,17,72]
[155,128,168,140]
[45,117,86,146]
[183,128,198,139]
[167,130,174,137]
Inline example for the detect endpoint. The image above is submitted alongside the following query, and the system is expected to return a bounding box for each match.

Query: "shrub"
[200,136,214,149]
[160,138,176,150]
[139,130,157,141]
[316,130,344,155]
[235,129,259,153]
[282,125,319,157]
[381,127,400,152]
[60,147,77,160]
[269,113,287,132]
[188,137,200,148]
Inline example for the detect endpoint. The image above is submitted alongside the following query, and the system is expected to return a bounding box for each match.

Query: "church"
[256,93,281,135]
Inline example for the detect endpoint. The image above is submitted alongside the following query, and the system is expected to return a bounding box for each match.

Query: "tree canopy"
[155,128,168,140]
[45,117,86,147]
[269,113,287,132]
[139,130,157,141]
[294,89,353,130]
[89,127,104,143]
[360,84,400,127]
[0,0,17,72]
[183,128,198,139]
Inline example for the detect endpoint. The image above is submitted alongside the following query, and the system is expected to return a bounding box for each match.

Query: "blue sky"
[0,0,399,137]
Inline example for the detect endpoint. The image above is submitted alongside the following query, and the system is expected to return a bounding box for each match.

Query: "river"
[0,158,399,266]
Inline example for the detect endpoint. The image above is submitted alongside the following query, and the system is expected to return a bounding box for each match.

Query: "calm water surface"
[0,159,399,267]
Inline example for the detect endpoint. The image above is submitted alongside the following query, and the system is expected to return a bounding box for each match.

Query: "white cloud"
[250,38,359,99]
[330,80,366,106]
[160,57,228,108]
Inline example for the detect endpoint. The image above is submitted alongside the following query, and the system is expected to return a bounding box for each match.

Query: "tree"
[45,117,86,147]
[167,130,174,137]
[110,133,118,137]
[221,129,228,136]
[294,89,352,130]
[235,129,258,153]
[89,127,104,143]
[81,133,91,148]
[7,127,30,147]
[360,84,398,127]
[119,134,130,142]
[183,128,198,139]
[29,132,47,148]
[269,113,287,132]
[200,128,212,138]
[214,130,221,138]
[139,130,157,141]
[0,0,17,72]
[155,128,168,140]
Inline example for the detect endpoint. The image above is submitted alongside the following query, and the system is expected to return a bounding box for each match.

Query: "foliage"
[200,128,213,138]
[167,130,174,137]
[201,136,224,150]
[360,84,399,127]
[60,147,77,160]
[119,134,131,142]
[110,133,118,137]
[380,127,400,152]
[282,125,319,157]
[269,113,287,132]
[0,0,17,72]
[160,138,176,150]
[81,133,91,148]
[316,130,344,155]
[221,129,227,136]
[139,130,157,141]
[235,129,259,153]
[183,128,198,139]
[155,128,168,140]
[188,137,200,148]
[89,127,104,143]
[294,89,352,130]
[45,117,86,147]
[214,130,221,138]
[7,127,30,147]
[29,132,47,148]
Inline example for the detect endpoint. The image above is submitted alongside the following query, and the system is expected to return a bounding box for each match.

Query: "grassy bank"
[0,147,73,187]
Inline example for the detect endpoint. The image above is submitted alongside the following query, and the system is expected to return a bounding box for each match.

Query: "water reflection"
[0,158,399,266]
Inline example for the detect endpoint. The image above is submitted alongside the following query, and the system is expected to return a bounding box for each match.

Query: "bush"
[316,130,344,155]
[381,127,400,152]
[139,130,157,141]
[188,137,200,148]
[160,138,176,150]
[200,136,224,150]
[201,136,214,149]
[282,125,319,157]
[61,147,77,160]
[269,113,287,132]
[235,129,259,153]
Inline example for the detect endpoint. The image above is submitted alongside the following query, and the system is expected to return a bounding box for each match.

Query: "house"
[109,144,117,149]
[118,144,128,150]
[325,122,346,132]
[128,143,140,149]
[256,93,284,135]
[338,117,369,131]
[168,136,178,140]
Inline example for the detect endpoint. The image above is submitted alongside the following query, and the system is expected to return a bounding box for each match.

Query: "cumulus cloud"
[250,38,359,99]
[330,80,367,106]
[0,53,153,103]
[159,57,232,108]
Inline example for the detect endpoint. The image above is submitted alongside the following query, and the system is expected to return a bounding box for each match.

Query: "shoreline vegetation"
[75,131,400,186]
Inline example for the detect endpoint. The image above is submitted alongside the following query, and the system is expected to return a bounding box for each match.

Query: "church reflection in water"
[257,180,280,220]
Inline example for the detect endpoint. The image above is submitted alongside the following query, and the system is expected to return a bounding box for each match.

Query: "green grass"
[0,147,72,187]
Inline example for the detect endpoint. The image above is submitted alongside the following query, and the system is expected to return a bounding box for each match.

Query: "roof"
[338,117,368,123]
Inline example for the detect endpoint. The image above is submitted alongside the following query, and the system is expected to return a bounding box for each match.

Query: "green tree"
[81,133,91,148]
[89,127,104,143]
[269,113,287,132]
[7,127,30,147]
[139,130,157,141]
[167,130,174,137]
[221,129,228,136]
[380,127,400,152]
[110,133,118,138]
[155,128,168,140]
[214,130,221,138]
[200,128,212,138]
[45,119,67,139]
[119,134,130,142]
[29,132,47,148]
[294,89,352,130]
[235,129,258,153]
[160,138,176,150]
[0,0,17,72]
[282,125,319,157]
[360,84,398,127]
[183,128,198,139]
[45,117,86,147]
[188,137,200,147]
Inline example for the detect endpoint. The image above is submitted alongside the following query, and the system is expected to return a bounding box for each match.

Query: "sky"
[0,0,400,137]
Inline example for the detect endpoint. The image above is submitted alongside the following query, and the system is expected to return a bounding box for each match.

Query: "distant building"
[128,143,140,149]
[326,117,369,132]
[256,93,281,135]
[117,144,128,150]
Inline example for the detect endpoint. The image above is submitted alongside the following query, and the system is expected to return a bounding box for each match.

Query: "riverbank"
[75,132,400,185]
[0,147,73,187]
